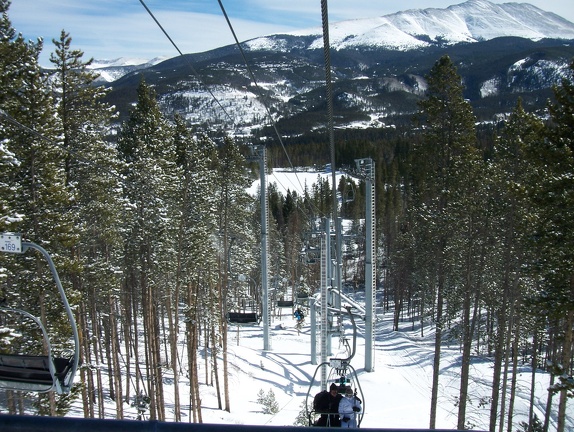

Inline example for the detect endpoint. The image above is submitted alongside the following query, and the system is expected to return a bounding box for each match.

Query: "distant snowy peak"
[246,0,574,52]
[89,56,167,69]
[89,56,168,83]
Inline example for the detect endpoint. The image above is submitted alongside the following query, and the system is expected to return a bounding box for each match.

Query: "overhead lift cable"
[216,1,297,170]
[216,0,327,218]
[138,0,236,127]
[138,0,337,223]
[139,0,320,219]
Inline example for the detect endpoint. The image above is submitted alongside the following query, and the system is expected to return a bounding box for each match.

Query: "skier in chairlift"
[313,383,342,427]
[338,386,361,428]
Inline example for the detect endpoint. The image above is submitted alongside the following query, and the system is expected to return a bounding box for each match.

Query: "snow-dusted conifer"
[49,29,123,417]
[411,54,478,429]
[117,78,176,421]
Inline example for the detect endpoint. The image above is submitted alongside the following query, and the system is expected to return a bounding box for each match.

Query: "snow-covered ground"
[62,167,573,431]
[68,288,573,431]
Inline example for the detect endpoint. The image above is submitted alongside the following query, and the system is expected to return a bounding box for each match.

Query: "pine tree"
[0,9,77,414]
[0,0,29,111]
[0,0,35,231]
[488,99,545,431]
[172,114,219,421]
[1,1,40,413]
[117,78,176,421]
[257,388,279,414]
[530,60,574,432]
[410,55,478,429]
[214,137,256,412]
[48,29,122,417]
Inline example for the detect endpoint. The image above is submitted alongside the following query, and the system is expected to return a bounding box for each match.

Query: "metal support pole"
[310,297,317,365]
[320,218,330,389]
[257,146,271,351]
[356,158,376,372]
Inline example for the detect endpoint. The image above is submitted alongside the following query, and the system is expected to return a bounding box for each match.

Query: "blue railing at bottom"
[0,414,485,432]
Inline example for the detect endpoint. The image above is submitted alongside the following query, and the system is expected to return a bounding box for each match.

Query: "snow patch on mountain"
[159,85,269,129]
[480,77,500,98]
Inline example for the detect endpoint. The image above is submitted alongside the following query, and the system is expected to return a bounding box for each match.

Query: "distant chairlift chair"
[276,299,294,308]
[0,233,80,394]
[227,296,260,324]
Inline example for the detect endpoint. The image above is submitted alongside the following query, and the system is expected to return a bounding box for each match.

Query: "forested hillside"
[0,1,573,431]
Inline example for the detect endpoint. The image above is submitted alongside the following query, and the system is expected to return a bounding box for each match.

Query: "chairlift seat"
[227,312,259,324]
[0,354,73,386]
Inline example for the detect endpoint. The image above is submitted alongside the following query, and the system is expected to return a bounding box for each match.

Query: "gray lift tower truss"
[250,145,271,351]
[355,158,376,372]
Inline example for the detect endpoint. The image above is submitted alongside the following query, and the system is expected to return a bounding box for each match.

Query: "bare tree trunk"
[104,315,115,402]
[219,259,231,414]
[507,298,520,432]
[6,390,15,414]
[153,288,165,421]
[457,281,472,430]
[78,303,94,418]
[167,285,180,421]
[556,276,574,432]
[528,330,539,430]
[543,375,555,432]
[543,321,559,432]
[204,324,210,385]
[489,287,508,432]
[90,289,105,418]
[506,308,521,432]
[189,279,203,423]
[142,279,154,420]
[498,291,516,432]
[211,322,222,410]
[429,266,444,430]
[123,281,134,406]
[110,294,124,419]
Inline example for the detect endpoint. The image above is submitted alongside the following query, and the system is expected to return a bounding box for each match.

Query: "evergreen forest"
[0,1,573,431]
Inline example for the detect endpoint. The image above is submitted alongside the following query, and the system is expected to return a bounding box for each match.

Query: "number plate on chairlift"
[0,233,22,253]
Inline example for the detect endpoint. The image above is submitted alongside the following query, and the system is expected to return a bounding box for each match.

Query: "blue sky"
[8,0,574,66]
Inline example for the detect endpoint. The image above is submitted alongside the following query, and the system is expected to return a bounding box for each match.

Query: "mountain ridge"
[99,1,574,139]
[95,1,574,72]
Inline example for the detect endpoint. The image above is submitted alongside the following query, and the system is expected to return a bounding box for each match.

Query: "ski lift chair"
[227,311,259,324]
[226,295,260,324]
[0,234,80,394]
[305,306,365,427]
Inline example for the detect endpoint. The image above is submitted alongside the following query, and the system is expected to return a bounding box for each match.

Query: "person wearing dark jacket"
[314,383,342,427]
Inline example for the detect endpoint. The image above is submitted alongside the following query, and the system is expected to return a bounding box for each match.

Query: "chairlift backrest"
[276,300,294,308]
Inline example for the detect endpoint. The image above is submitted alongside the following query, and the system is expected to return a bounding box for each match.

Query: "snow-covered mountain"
[245,0,574,52]
[102,0,574,137]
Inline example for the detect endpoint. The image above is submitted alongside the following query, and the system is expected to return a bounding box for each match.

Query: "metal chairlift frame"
[304,306,365,427]
[0,233,80,394]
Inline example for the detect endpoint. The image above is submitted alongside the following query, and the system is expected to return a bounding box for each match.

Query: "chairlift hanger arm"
[20,241,80,390]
